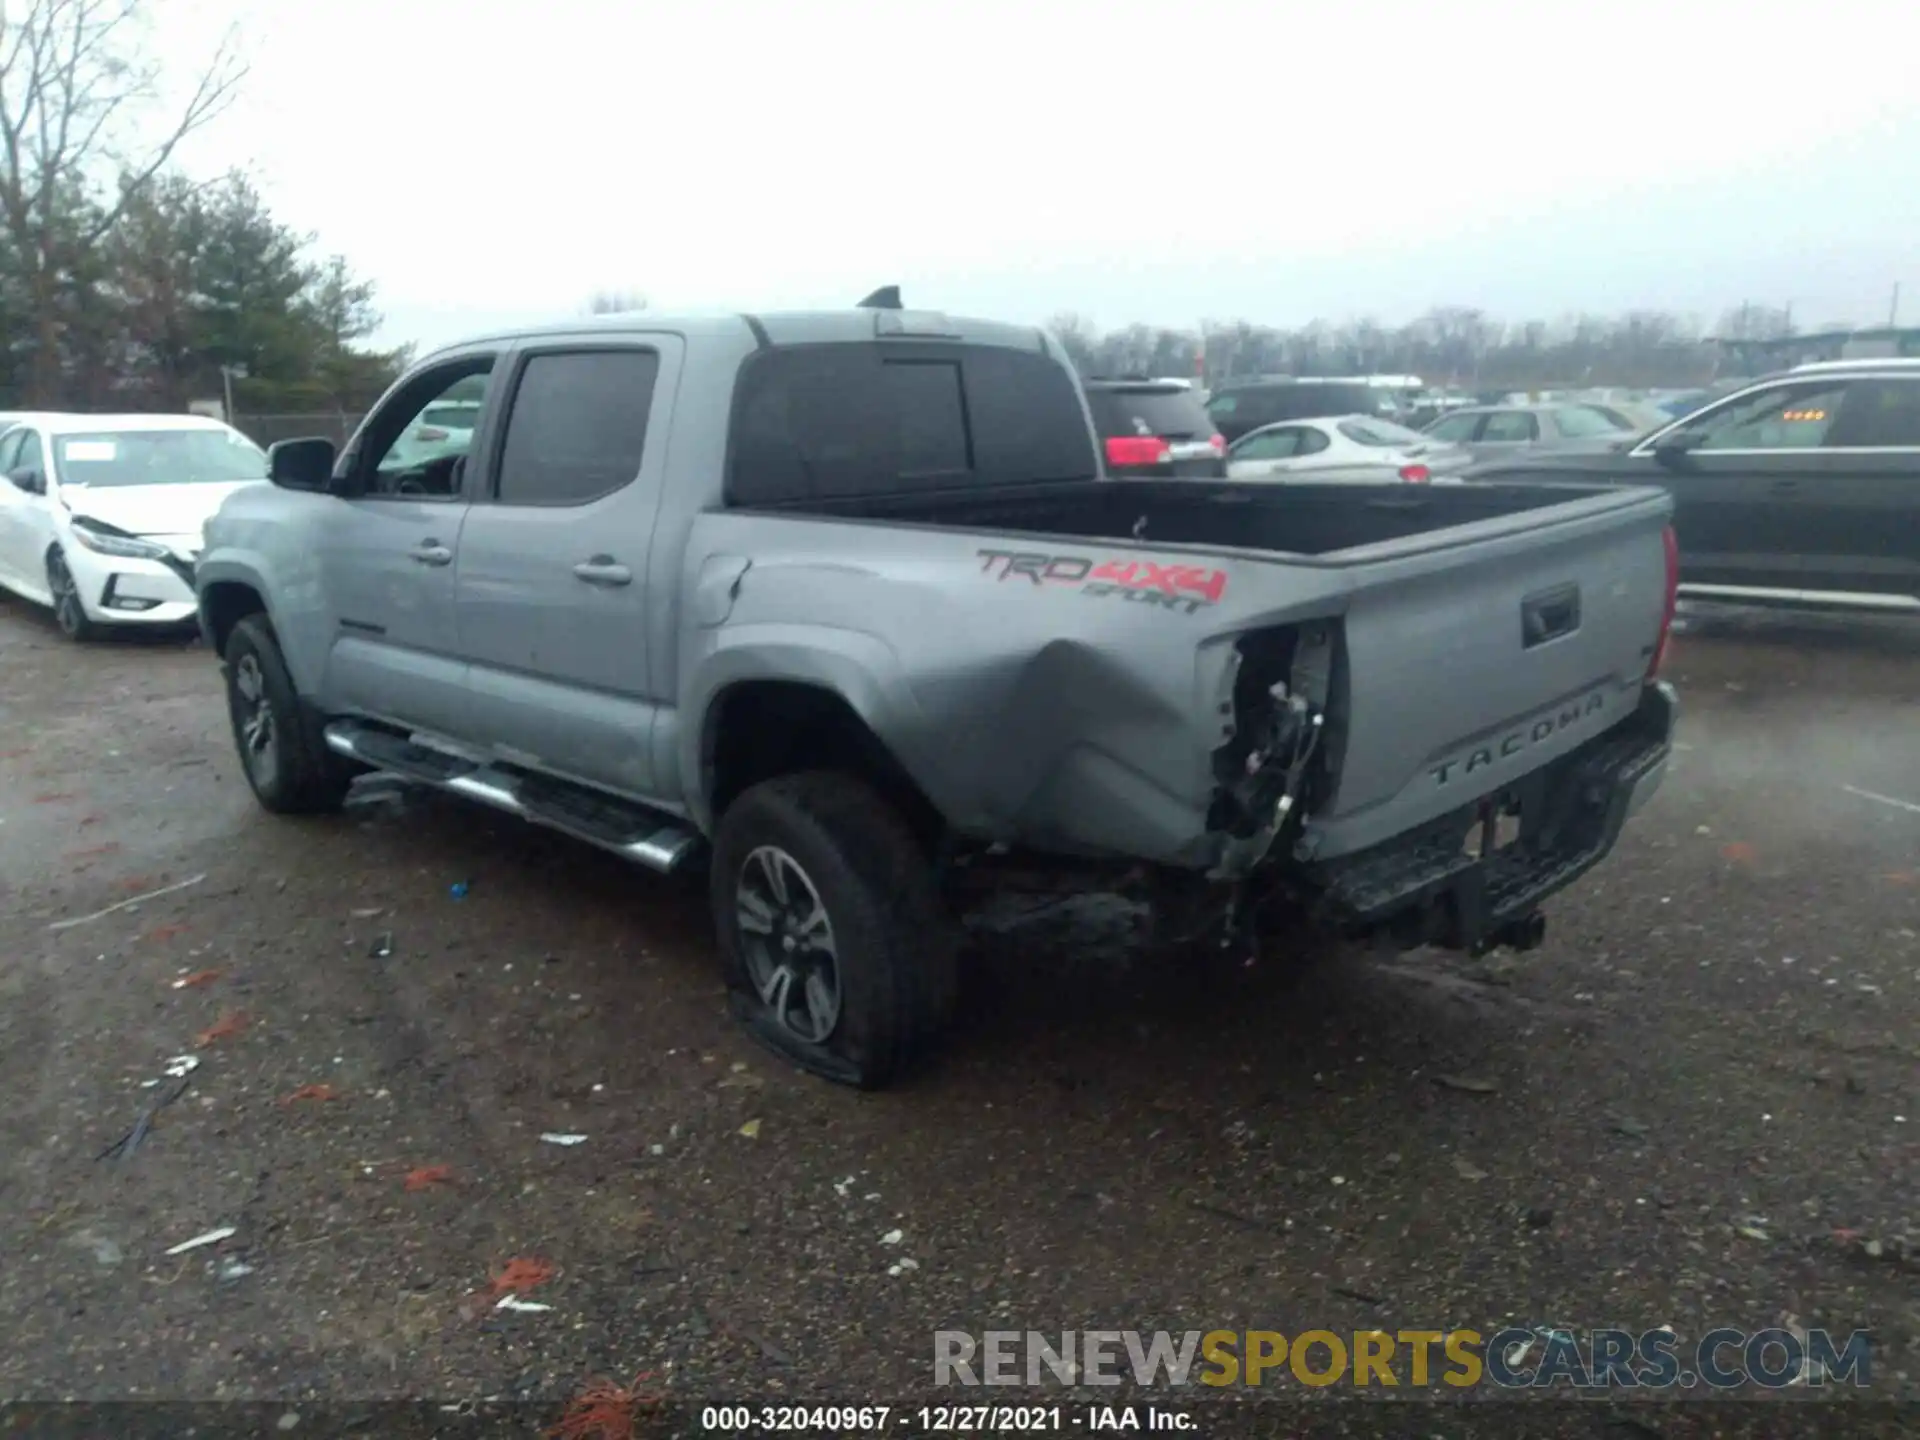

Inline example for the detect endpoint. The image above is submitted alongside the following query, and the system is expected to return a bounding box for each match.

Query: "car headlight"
[69,519,171,561]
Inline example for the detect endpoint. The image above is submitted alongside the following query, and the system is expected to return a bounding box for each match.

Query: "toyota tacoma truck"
[194,293,1681,1088]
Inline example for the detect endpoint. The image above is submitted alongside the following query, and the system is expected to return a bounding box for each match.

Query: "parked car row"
[1081,379,1477,487]
[1185,360,1919,614]
[9,350,1914,654]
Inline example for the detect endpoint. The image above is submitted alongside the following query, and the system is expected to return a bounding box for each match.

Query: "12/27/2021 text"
[699,1405,1196,1432]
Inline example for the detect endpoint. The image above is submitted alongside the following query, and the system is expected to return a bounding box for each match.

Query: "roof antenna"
[857,285,902,310]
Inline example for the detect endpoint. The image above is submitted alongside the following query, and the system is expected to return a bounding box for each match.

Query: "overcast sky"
[165,0,1919,351]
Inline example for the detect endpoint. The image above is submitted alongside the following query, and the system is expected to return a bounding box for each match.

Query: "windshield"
[1337,417,1431,447]
[1554,405,1632,438]
[55,429,267,488]
[420,404,482,431]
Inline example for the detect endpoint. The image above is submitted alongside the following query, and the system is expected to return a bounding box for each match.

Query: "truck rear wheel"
[223,615,355,815]
[710,771,957,1089]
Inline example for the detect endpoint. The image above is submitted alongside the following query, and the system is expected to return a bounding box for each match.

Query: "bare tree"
[1714,302,1795,342]
[0,0,245,400]
[585,289,648,315]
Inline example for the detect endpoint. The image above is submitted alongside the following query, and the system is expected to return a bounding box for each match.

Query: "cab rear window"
[726,342,1098,505]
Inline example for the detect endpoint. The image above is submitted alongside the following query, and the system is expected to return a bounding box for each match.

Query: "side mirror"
[6,466,43,494]
[267,437,338,491]
[1650,433,1697,468]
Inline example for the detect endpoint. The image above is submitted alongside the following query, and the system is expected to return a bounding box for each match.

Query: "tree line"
[1047,303,1809,391]
[0,3,1831,423]
[0,0,406,418]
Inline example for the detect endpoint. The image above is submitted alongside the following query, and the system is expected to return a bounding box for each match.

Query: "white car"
[0,413,269,640]
[382,398,481,470]
[1224,413,1474,484]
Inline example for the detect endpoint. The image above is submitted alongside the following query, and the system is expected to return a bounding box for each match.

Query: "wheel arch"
[198,577,271,657]
[698,677,944,851]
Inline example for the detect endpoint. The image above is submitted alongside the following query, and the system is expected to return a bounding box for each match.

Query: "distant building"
[1710,326,1920,375]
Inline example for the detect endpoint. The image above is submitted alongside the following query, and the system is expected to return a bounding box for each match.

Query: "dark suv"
[1466,358,1920,608]
[1205,378,1399,442]
[1082,379,1227,479]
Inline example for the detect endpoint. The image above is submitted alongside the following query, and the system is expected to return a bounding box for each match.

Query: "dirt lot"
[0,591,1916,1433]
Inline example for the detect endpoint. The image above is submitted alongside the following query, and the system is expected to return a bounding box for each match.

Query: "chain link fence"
[234,412,365,450]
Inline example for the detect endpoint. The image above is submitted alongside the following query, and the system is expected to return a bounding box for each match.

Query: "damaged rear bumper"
[1304,680,1678,953]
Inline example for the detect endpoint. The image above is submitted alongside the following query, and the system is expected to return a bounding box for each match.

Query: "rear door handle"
[572,556,633,587]
[410,541,453,566]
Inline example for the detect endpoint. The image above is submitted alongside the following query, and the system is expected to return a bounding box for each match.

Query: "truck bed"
[777,477,1610,558]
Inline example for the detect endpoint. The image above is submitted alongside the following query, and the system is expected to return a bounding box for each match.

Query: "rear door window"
[1823,378,1920,447]
[495,349,660,506]
[1426,412,1482,442]
[1087,388,1212,440]
[1230,428,1301,461]
[1211,388,1281,427]
[1274,385,1373,420]
[1552,405,1628,438]
[727,343,1096,504]
[1480,411,1540,442]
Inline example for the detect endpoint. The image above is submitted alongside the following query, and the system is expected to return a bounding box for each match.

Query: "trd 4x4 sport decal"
[976,548,1228,615]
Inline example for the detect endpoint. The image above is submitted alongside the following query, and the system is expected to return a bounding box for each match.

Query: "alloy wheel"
[734,844,842,1044]
[232,653,279,790]
[48,554,85,638]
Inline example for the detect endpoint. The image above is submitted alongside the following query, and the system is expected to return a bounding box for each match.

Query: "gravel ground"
[0,591,1915,1437]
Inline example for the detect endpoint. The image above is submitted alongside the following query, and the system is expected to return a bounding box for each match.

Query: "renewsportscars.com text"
[934,1328,1871,1390]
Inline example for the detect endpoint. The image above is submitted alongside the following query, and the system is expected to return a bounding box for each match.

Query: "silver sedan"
[1420,402,1636,460]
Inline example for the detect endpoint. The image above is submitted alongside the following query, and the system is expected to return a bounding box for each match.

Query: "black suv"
[1082,379,1227,479]
[1205,378,1399,442]
[1467,359,1920,608]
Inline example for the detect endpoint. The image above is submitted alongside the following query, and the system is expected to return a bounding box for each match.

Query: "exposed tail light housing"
[1649,524,1680,676]
[1397,463,1431,483]
[1105,435,1173,468]
[1208,433,1227,454]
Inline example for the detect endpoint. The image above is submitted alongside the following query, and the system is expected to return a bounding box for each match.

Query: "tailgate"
[1301,488,1673,861]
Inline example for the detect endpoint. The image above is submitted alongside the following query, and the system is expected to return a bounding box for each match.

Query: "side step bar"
[323,720,701,873]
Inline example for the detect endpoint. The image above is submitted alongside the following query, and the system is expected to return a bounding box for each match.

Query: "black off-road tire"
[224,614,355,814]
[711,771,958,1089]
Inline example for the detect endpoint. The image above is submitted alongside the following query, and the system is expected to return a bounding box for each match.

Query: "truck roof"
[430,308,1052,360]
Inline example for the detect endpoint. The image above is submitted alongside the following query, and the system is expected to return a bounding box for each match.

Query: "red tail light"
[1105,435,1173,468]
[1649,524,1680,676]
[416,426,449,442]
[1208,433,1226,454]
[1397,463,1431,483]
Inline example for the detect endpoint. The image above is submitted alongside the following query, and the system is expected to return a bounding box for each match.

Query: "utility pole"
[1890,283,1902,328]
[220,363,248,425]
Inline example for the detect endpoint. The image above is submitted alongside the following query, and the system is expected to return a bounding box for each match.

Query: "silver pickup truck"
[196,299,1681,1087]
